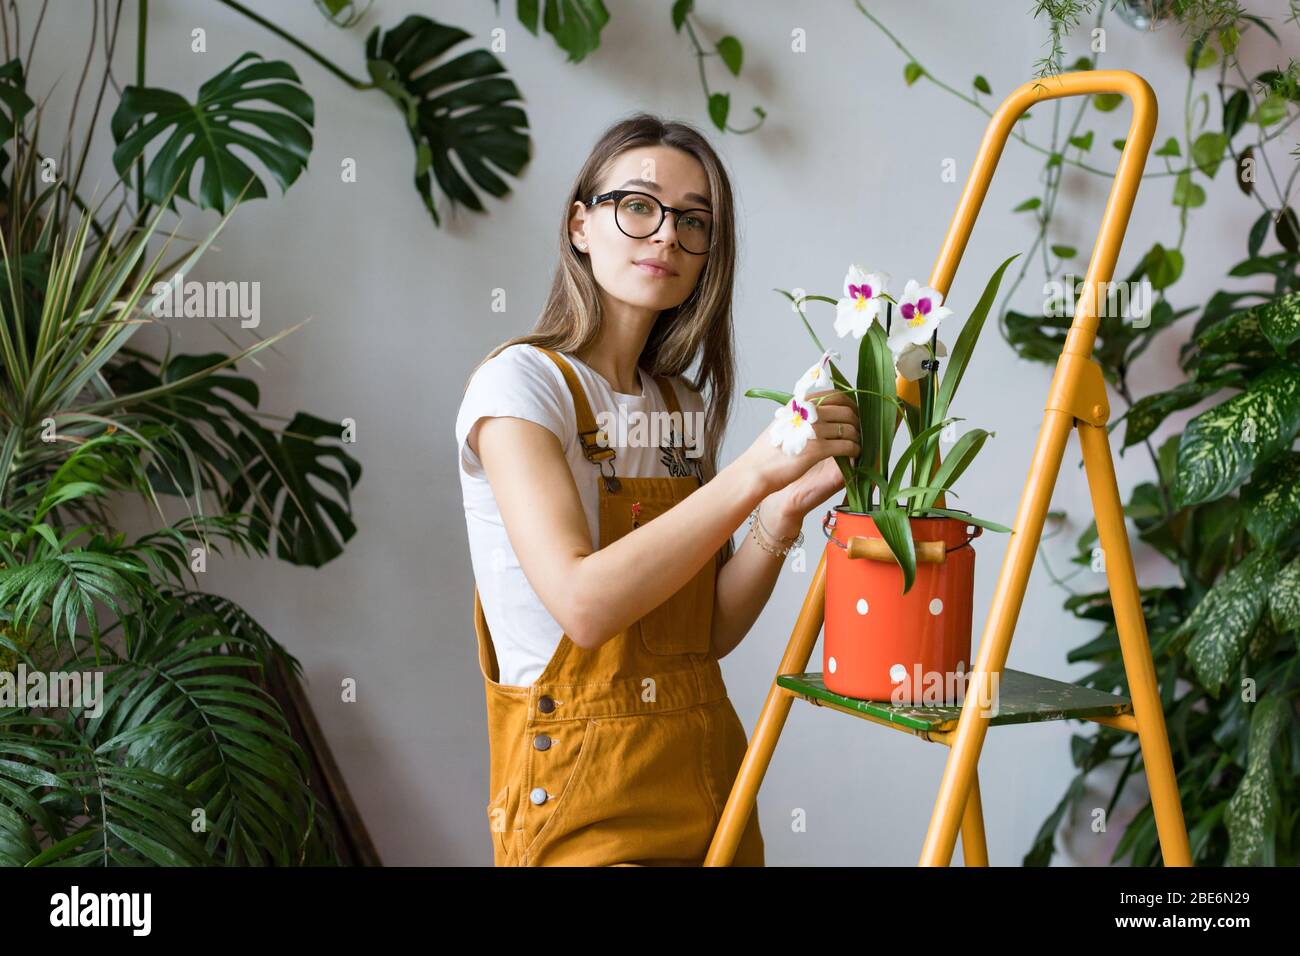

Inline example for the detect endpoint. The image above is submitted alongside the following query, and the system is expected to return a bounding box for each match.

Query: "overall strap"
[535,345,687,470]
[534,346,614,466]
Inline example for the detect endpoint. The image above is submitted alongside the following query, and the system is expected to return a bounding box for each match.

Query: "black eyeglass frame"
[585,190,714,255]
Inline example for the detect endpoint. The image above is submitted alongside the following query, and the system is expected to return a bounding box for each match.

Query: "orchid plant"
[749,254,1020,591]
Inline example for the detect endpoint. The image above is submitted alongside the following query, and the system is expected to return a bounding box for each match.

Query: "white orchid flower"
[793,348,840,402]
[893,339,948,381]
[769,396,819,455]
[834,266,890,339]
[887,279,953,353]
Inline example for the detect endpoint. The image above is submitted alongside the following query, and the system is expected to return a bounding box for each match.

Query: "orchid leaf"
[871,506,917,593]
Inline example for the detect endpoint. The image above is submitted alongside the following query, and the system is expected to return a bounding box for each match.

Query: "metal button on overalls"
[473,347,764,866]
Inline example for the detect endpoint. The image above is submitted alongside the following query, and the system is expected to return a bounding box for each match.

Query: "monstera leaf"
[501,0,611,63]
[366,15,530,226]
[225,412,362,568]
[110,52,314,213]
[0,57,33,143]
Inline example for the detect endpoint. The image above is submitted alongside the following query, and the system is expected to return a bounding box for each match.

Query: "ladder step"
[776,669,1132,733]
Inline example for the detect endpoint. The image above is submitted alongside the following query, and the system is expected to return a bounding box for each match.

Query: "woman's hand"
[739,387,860,505]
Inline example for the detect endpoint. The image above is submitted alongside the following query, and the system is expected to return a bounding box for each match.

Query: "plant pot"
[821,506,981,704]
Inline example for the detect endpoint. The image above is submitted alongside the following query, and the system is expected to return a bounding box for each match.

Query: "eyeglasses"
[586,190,713,255]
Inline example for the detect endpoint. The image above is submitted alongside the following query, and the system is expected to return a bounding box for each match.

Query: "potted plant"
[748,254,1018,703]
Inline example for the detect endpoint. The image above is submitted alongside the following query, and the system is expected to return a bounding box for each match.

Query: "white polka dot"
[929,597,943,615]
[856,598,869,615]
[828,656,837,674]
[889,663,907,683]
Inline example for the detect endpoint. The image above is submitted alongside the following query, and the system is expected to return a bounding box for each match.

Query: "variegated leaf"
[1257,290,1300,355]
[1178,550,1279,695]
[1269,555,1300,635]
[1121,374,1240,449]
[1190,301,1293,375]
[1241,451,1300,548]
[1225,695,1287,865]
[1172,366,1300,508]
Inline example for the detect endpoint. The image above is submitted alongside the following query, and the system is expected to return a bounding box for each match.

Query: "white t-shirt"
[455,343,709,686]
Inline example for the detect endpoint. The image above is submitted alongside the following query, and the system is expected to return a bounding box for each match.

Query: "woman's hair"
[466,111,739,570]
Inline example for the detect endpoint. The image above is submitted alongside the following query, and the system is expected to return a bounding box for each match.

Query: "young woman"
[455,112,861,867]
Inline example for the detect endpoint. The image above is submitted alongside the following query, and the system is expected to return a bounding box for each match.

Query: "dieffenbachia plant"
[747,253,1019,591]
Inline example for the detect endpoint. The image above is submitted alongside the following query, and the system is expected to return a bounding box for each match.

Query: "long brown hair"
[466,111,739,569]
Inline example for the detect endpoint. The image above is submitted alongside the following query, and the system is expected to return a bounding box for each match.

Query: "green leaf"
[855,322,896,509]
[1241,451,1300,548]
[1191,131,1227,178]
[871,507,917,594]
[1225,695,1287,864]
[885,417,960,507]
[1144,243,1184,290]
[1276,207,1300,253]
[109,53,314,214]
[1269,556,1300,633]
[223,412,363,567]
[916,507,1011,533]
[364,16,530,227]
[716,36,743,76]
[1112,138,1127,151]
[932,254,1019,430]
[1051,244,1077,259]
[708,91,729,131]
[973,75,992,95]
[1256,288,1300,354]
[1177,550,1279,695]
[1154,137,1182,158]
[1068,130,1093,152]
[1093,93,1122,112]
[1172,366,1300,508]
[1248,210,1271,257]
[917,428,995,511]
[744,387,793,405]
[1236,145,1255,196]
[671,0,693,32]
[1121,375,1239,448]
[1223,89,1249,138]
[1013,197,1041,212]
[1173,170,1206,208]
[1250,93,1287,127]
[904,61,923,86]
[1185,40,1217,70]
[515,0,609,61]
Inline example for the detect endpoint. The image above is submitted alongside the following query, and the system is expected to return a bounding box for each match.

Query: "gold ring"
[837,423,844,439]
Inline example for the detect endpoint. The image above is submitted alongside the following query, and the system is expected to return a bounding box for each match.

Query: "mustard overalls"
[473,347,765,866]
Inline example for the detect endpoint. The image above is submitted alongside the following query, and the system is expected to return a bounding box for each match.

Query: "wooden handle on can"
[846,536,948,564]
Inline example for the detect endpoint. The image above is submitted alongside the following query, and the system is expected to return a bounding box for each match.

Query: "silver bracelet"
[747,504,804,557]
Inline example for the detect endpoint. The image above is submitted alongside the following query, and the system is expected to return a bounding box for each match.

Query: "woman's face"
[569,146,712,312]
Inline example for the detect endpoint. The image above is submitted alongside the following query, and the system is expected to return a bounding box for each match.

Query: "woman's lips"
[635,260,675,278]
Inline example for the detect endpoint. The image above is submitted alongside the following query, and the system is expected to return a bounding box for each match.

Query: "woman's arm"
[472,390,859,649]
[708,485,813,660]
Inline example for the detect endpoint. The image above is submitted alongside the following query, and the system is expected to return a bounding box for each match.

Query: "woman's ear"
[568,201,589,252]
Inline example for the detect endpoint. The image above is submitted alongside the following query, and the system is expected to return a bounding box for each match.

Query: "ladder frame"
[705,70,1193,867]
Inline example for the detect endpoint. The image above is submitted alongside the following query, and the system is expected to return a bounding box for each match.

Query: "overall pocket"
[523,718,598,862]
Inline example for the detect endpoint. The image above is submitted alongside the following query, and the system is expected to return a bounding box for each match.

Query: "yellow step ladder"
[706,70,1192,867]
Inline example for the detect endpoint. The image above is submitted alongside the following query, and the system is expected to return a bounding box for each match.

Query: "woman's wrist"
[760,491,805,542]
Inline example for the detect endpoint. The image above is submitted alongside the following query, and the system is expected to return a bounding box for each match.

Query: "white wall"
[28,0,1283,864]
